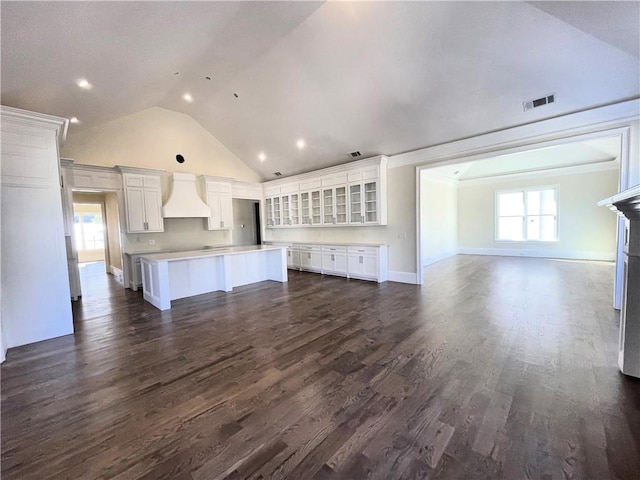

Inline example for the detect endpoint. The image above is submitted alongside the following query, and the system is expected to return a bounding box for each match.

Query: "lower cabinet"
[275,243,387,283]
[299,245,322,272]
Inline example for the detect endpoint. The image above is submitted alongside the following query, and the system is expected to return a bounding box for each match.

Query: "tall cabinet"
[118,167,164,233]
[1,106,73,361]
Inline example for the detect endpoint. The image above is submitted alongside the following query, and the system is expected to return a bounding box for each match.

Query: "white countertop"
[139,244,285,263]
[265,241,387,247]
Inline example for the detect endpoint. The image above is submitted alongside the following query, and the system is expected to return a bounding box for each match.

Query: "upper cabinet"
[263,156,387,228]
[119,167,164,233]
[201,176,233,230]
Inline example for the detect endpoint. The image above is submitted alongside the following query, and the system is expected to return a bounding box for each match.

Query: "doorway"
[73,202,106,264]
[232,199,261,245]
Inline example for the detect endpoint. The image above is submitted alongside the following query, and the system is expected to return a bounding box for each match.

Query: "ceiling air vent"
[350,151,362,158]
[523,93,555,112]
[273,172,282,177]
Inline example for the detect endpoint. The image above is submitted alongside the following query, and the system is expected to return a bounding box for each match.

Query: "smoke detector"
[523,93,555,112]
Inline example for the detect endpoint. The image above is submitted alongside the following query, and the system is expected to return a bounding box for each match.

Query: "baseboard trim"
[422,250,457,267]
[457,247,615,262]
[388,271,419,284]
[111,266,124,285]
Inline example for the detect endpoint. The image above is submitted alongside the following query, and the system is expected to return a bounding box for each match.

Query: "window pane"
[499,192,524,216]
[540,189,557,214]
[526,215,556,241]
[498,217,523,240]
[527,191,541,215]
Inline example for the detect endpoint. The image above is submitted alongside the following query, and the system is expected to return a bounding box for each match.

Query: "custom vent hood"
[162,173,211,218]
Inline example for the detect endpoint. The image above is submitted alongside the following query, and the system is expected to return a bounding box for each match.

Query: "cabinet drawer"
[347,246,378,255]
[298,245,321,252]
[321,246,347,253]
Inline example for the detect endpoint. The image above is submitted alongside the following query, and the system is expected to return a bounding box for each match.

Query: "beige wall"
[61,107,260,182]
[420,175,457,266]
[104,193,122,270]
[457,168,620,260]
[265,165,417,278]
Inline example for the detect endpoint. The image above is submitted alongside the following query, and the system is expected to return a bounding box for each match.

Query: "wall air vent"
[523,93,555,112]
[273,172,282,177]
[350,151,362,158]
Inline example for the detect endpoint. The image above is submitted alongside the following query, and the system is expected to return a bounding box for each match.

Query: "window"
[496,186,557,241]
[73,203,105,251]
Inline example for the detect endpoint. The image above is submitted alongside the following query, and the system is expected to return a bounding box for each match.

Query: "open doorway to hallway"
[71,191,124,306]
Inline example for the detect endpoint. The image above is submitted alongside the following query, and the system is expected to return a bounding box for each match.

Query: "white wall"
[457,168,619,260]
[61,107,261,182]
[265,164,418,282]
[420,175,458,266]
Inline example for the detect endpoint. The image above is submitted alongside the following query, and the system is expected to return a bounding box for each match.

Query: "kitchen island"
[139,245,287,310]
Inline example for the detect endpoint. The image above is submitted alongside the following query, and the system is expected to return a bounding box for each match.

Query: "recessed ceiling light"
[183,93,193,103]
[70,117,79,124]
[258,152,266,162]
[296,139,306,149]
[76,79,91,89]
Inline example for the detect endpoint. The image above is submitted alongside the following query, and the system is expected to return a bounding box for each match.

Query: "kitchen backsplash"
[122,217,231,253]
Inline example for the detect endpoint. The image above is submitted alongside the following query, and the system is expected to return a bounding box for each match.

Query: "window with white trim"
[496,186,558,241]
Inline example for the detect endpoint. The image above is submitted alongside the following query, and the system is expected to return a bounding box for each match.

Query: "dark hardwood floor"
[2,256,640,479]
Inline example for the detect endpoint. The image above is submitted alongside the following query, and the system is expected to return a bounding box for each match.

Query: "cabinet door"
[364,181,378,224]
[125,187,146,232]
[362,255,378,278]
[265,198,273,227]
[290,194,300,226]
[301,192,310,225]
[311,190,321,225]
[323,188,334,224]
[335,186,348,225]
[310,251,322,271]
[299,249,312,270]
[350,184,363,224]
[282,195,290,226]
[220,194,233,229]
[208,192,222,230]
[291,248,300,267]
[334,252,348,274]
[144,188,163,232]
[273,196,281,227]
[347,253,363,276]
[322,252,335,272]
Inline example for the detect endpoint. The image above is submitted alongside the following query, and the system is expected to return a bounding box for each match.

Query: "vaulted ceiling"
[2,1,638,180]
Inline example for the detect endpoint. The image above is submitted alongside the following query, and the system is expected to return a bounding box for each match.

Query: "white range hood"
[162,172,211,218]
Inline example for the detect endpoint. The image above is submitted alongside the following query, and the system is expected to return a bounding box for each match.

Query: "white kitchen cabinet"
[323,185,348,225]
[347,246,386,281]
[202,178,233,230]
[287,246,300,269]
[321,246,348,276]
[262,156,387,228]
[121,170,164,233]
[1,106,74,356]
[299,245,322,272]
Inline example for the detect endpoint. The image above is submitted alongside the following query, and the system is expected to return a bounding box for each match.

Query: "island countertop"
[139,244,285,263]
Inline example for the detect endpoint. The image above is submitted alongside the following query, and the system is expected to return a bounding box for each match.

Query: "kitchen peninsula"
[139,245,287,310]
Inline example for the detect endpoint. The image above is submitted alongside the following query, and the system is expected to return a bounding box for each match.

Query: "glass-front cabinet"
[263,156,387,228]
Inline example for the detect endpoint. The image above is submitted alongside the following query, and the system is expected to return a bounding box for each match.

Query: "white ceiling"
[2,1,638,180]
[422,136,621,182]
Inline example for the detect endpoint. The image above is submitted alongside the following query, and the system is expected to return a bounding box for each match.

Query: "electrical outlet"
[149,239,155,245]
[398,232,408,239]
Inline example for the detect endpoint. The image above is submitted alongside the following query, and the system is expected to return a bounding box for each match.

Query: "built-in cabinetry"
[201,176,233,230]
[277,242,388,283]
[263,156,387,228]
[598,186,640,378]
[1,106,74,359]
[119,167,164,233]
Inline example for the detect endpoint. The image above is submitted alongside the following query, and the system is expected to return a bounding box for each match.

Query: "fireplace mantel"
[599,184,640,378]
